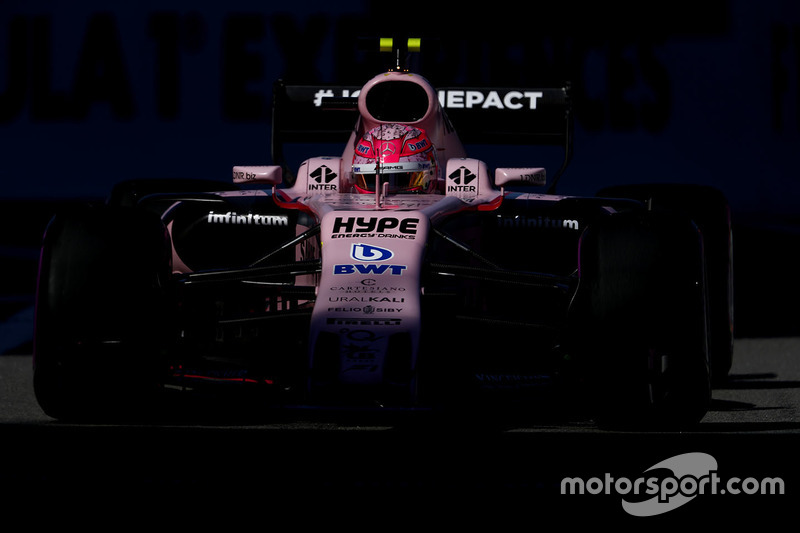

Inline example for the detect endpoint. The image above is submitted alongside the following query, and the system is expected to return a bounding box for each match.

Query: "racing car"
[33,38,734,428]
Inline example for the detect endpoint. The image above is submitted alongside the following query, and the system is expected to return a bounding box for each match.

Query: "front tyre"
[33,205,173,421]
[597,184,734,384]
[570,209,711,429]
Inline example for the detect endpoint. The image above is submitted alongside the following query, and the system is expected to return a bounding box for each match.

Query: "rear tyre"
[570,209,711,429]
[33,205,173,421]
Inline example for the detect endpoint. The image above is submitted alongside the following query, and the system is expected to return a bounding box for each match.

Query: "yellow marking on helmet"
[407,38,421,52]
[379,38,393,52]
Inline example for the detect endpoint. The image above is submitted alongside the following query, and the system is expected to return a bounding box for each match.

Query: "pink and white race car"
[33,39,733,428]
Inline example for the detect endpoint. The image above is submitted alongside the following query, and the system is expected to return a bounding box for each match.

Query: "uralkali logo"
[561,452,784,517]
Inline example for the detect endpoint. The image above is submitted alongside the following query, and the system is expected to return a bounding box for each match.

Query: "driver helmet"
[352,124,439,194]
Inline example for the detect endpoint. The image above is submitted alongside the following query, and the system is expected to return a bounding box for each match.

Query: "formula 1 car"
[33,39,733,428]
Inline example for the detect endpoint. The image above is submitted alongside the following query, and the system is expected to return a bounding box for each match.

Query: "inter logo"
[447,166,477,193]
[309,165,337,191]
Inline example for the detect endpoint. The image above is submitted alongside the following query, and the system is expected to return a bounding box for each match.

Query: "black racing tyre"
[570,209,711,429]
[33,205,173,421]
[597,184,734,384]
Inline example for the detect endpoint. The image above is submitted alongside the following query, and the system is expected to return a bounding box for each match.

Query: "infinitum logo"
[497,214,580,231]
[207,211,289,226]
[561,452,784,516]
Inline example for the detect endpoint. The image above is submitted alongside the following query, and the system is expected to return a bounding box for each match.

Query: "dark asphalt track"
[0,337,798,526]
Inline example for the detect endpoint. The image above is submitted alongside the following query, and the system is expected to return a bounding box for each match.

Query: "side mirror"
[494,167,546,187]
[232,165,283,185]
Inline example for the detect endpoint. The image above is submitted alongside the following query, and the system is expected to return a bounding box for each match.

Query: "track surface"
[1,337,798,525]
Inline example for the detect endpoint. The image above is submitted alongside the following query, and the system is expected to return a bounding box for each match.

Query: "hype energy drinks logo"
[561,452,784,516]
[330,216,420,240]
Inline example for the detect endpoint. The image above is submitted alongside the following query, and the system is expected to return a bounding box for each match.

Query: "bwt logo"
[333,264,407,276]
[408,139,428,151]
[334,244,406,276]
[350,243,393,262]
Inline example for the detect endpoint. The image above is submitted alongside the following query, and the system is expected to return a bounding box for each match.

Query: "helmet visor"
[352,161,432,194]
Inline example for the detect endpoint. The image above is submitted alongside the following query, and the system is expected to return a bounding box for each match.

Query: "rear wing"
[271,80,573,192]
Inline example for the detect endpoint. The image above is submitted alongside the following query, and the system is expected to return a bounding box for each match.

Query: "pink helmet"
[352,124,439,194]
